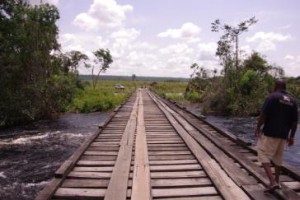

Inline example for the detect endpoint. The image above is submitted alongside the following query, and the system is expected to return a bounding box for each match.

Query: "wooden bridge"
[35,89,300,200]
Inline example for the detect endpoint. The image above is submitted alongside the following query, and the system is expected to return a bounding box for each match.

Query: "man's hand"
[255,128,261,139]
[287,137,294,146]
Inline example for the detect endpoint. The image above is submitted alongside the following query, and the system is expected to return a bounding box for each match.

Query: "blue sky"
[35,0,300,77]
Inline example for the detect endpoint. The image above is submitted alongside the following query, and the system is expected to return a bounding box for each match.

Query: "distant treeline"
[79,75,189,82]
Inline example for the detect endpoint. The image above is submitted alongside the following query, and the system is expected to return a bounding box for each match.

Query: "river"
[206,115,300,168]
[0,112,109,200]
[0,112,300,200]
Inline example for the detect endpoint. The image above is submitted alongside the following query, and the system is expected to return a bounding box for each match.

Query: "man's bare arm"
[288,122,298,146]
[255,113,265,138]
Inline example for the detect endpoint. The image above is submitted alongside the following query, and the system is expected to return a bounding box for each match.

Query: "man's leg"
[273,139,285,186]
[275,165,281,184]
[262,162,277,187]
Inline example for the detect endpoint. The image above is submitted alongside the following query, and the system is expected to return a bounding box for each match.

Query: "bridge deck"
[36,89,300,200]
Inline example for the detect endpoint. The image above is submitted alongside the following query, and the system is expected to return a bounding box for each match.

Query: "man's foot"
[264,184,280,193]
[277,182,282,189]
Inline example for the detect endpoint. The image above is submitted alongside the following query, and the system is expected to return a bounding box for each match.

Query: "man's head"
[274,79,286,91]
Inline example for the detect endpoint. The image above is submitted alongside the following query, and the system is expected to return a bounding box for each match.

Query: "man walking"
[255,79,298,192]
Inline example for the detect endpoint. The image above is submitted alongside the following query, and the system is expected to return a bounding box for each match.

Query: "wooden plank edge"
[34,178,61,200]
[242,184,278,200]
[99,90,135,128]
[281,162,300,181]
[148,91,251,200]
[35,92,135,200]
[99,102,124,129]
[104,91,139,200]
[274,184,300,200]
[55,160,73,178]
[152,91,255,151]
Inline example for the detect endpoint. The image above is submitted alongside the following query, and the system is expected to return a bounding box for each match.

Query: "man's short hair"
[275,79,286,91]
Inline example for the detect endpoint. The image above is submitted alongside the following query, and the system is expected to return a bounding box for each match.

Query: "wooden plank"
[146,133,177,135]
[149,155,194,160]
[80,155,117,161]
[150,164,201,171]
[147,138,182,141]
[151,171,206,178]
[152,178,211,187]
[87,146,119,151]
[154,92,300,199]
[77,160,115,166]
[104,92,139,200]
[147,141,182,144]
[54,188,106,199]
[152,187,217,198]
[84,151,118,156]
[34,178,61,200]
[276,183,300,200]
[148,147,188,151]
[147,143,185,147]
[242,184,278,200]
[156,197,222,200]
[92,141,120,145]
[73,167,113,172]
[89,143,119,147]
[182,114,300,200]
[34,110,118,200]
[149,159,198,165]
[163,105,257,186]
[62,179,109,188]
[55,160,73,178]
[94,139,121,142]
[149,92,250,200]
[131,91,152,200]
[149,151,191,156]
[282,181,300,190]
[68,171,111,179]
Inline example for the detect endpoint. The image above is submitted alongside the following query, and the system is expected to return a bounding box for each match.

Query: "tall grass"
[151,82,188,101]
[67,81,141,113]
[68,80,191,113]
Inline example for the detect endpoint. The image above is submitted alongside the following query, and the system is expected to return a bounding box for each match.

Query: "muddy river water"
[0,112,299,200]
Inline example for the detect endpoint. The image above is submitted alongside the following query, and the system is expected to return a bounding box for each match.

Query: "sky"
[31,0,300,78]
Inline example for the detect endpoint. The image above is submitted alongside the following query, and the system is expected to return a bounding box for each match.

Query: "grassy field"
[67,81,146,112]
[150,82,188,101]
[67,80,191,113]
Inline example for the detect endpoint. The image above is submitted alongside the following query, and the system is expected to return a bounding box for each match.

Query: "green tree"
[211,17,257,73]
[0,1,79,125]
[65,50,88,73]
[90,49,113,89]
[243,51,270,75]
[132,74,136,81]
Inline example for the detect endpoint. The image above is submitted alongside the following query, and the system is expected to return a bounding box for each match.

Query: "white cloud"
[284,55,294,60]
[196,42,217,61]
[111,28,140,43]
[158,22,201,43]
[73,13,99,31]
[282,54,300,77]
[45,0,59,5]
[73,0,133,31]
[198,42,217,53]
[246,32,291,51]
[59,33,83,52]
[159,43,194,55]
